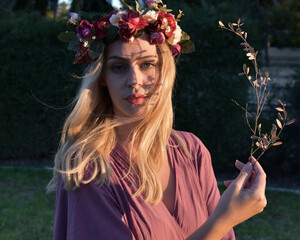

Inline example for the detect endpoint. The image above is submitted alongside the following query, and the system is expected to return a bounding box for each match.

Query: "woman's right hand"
[186,157,267,240]
[213,157,267,228]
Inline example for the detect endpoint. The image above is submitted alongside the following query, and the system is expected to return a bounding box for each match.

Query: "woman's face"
[104,34,160,118]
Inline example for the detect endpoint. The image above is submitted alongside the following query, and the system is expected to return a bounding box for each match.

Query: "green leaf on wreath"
[135,0,141,12]
[91,13,103,21]
[106,25,119,42]
[120,0,134,11]
[134,30,144,38]
[141,7,151,16]
[58,32,76,42]
[89,49,101,59]
[180,31,190,42]
[90,40,104,55]
[67,38,80,51]
[180,40,195,54]
[79,11,91,21]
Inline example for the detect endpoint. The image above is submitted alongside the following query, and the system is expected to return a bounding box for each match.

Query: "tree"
[70,0,113,13]
[49,0,59,19]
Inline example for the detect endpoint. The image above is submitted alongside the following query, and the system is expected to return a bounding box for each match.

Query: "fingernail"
[245,162,252,169]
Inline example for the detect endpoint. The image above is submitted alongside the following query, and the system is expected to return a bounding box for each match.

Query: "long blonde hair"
[47,40,190,204]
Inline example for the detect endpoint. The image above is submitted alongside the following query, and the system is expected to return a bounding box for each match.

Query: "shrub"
[0,11,84,159]
[0,2,272,177]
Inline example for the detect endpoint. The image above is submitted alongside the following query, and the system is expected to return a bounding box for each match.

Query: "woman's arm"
[187,157,267,240]
[53,176,133,240]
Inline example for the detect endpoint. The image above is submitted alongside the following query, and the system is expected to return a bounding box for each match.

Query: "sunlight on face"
[104,34,160,118]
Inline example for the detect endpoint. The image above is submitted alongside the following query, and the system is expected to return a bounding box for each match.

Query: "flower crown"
[58,0,195,64]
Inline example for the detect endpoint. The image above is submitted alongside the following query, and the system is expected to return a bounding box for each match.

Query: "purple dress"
[53,131,235,239]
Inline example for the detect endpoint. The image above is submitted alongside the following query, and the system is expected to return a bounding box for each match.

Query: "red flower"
[170,44,181,56]
[118,11,149,42]
[74,43,91,64]
[151,11,176,37]
[93,16,110,40]
[76,20,94,40]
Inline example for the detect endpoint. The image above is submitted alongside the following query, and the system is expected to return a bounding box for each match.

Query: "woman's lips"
[125,94,146,104]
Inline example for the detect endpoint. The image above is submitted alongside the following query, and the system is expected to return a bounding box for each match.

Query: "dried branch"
[218,19,296,161]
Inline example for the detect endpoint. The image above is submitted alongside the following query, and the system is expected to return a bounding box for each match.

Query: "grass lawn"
[0,167,299,240]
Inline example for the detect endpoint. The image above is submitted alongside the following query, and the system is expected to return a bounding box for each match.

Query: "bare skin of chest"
[119,140,176,214]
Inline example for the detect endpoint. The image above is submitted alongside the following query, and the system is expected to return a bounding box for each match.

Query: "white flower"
[142,10,158,24]
[83,41,89,47]
[167,24,182,45]
[129,37,135,43]
[109,10,127,27]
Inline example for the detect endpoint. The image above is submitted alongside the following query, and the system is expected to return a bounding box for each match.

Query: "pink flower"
[118,11,149,42]
[167,24,182,45]
[150,32,165,44]
[74,42,91,64]
[170,44,181,56]
[145,0,157,7]
[142,10,158,24]
[93,16,110,39]
[76,20,94,40]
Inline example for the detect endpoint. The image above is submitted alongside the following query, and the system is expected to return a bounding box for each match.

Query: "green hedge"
[2,3,287,177]
[0,11,84,159]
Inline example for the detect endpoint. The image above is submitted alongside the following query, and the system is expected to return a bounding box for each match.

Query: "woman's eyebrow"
[107,55,158,61]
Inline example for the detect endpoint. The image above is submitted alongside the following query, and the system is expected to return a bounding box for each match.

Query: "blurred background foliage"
[1,0,299,183]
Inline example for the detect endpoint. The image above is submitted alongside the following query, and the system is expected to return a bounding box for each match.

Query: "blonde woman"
[48,1,267,239]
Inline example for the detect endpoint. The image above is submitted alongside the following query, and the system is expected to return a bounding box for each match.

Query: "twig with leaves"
[218,19,295,161]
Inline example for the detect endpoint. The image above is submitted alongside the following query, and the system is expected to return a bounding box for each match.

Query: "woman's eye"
[140,62,155,70]
[111,64,127,72]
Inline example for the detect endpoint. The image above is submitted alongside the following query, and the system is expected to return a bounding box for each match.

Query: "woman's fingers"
[235,159,258,188]
[250,157,267,189]
[217,157,267,227]
[234,162,253,189]
[235,160,245,171]
[225,158,264,189]
[225,159,254,188]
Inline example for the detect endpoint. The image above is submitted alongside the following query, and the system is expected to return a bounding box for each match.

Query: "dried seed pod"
[286,119,296,125]
[273,142,283,146]
[276,119,282,129]
[270,124,277,139]
[278,113,284,121]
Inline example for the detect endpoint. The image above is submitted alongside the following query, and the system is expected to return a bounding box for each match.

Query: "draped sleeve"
[53,176,133,240]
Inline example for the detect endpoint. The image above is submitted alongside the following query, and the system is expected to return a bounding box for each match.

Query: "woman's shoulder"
[170,130,212,169]
[171,130,208,153]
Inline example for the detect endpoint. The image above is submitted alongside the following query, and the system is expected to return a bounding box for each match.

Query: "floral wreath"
[58,0,195,64]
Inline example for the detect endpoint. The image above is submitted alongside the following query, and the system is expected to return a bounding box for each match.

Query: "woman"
[48,1,267,239]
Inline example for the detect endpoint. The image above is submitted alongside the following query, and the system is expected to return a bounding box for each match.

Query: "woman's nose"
[127,66,142,88]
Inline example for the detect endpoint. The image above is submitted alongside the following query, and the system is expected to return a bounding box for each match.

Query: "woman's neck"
[115,122,139,154]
